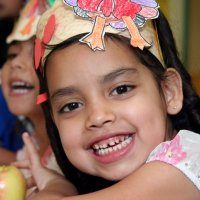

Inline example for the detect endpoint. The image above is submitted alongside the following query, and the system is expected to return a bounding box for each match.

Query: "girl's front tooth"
[98,143,107,149]
[109,141,115,146]
[115,138,119,143]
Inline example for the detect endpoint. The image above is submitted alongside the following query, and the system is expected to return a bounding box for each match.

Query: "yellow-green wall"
[157,0,200,94]
[188,0,200,94]
[157,0,187,62]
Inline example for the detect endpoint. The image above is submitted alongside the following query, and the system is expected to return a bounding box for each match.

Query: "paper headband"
[6,0,55,44]
[35,0,163,104]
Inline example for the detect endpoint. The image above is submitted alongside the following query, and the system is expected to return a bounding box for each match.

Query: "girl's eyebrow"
[102,67,138,83]
[51,87,79,102]
[51,68,138,101]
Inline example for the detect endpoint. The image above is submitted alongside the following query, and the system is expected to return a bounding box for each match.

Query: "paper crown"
[6,0,55,44]
[35,0,164,70]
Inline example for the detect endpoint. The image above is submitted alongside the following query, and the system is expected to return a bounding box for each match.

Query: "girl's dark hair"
[37,10,200,194]
[156,11,200,133]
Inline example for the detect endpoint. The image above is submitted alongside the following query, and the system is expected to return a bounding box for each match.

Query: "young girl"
[0,0,25,163]
[17,0,200,199]
[1,0,62,197]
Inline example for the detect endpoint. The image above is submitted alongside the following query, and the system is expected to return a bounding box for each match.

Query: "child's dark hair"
[156,11,200,133]
[37,10,200,194]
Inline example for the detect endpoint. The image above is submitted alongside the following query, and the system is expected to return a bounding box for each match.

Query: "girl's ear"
[162,68,183,115]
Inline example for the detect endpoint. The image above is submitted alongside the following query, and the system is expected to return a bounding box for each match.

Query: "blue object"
[0,87,23,151]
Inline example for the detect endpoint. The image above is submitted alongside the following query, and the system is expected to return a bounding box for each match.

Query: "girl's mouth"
[90,134,134,163]
[10,81,34,95]
[92,134,133,155]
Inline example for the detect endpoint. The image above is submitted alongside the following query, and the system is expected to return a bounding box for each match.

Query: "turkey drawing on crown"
[63,0,159,51]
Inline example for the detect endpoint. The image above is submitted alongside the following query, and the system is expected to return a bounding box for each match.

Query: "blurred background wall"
[158,0,200,95]
[187,0,200,95]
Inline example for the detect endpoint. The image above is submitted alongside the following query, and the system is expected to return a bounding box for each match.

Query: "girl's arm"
[23,133,200,200]
[33,162,200,200]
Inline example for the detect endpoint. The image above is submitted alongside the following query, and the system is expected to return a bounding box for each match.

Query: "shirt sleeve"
[146,130,200,190]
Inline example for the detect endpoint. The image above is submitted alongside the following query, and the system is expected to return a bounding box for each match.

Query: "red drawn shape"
[34,38,44,70]
[113,0,141,20]
[78,0,102,13]
[99,0,113,17]
[42,14,56,44]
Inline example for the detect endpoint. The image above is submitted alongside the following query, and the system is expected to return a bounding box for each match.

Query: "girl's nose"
[10,56,25,70]
[85,102,116,129]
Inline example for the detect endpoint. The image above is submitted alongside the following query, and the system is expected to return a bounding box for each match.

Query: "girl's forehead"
[46,39,142,76]
[45,40,151,92]
[48,37,139,64]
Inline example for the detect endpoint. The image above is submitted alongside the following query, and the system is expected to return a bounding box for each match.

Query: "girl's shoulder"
[147,130,200,190]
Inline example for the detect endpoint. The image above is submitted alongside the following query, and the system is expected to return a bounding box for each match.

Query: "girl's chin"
[100,174,128,182]
[94,166,135,181]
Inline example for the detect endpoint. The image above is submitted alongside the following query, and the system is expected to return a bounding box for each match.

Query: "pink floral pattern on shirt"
[154,135,187,165]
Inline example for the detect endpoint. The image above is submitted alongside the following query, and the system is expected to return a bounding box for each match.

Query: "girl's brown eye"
[60,102,83,113]
[111,85,133,96]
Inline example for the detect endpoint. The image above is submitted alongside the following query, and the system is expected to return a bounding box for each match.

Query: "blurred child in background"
[0,0,25,165]
[1,0,62,198]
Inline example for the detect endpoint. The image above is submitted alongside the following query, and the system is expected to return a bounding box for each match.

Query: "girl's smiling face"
[1,40,41,117]
[46,39,170,181]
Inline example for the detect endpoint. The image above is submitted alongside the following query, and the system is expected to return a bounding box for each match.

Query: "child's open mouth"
[10,81,34,94]
[92,134,133,155]
[90,134,135,163]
